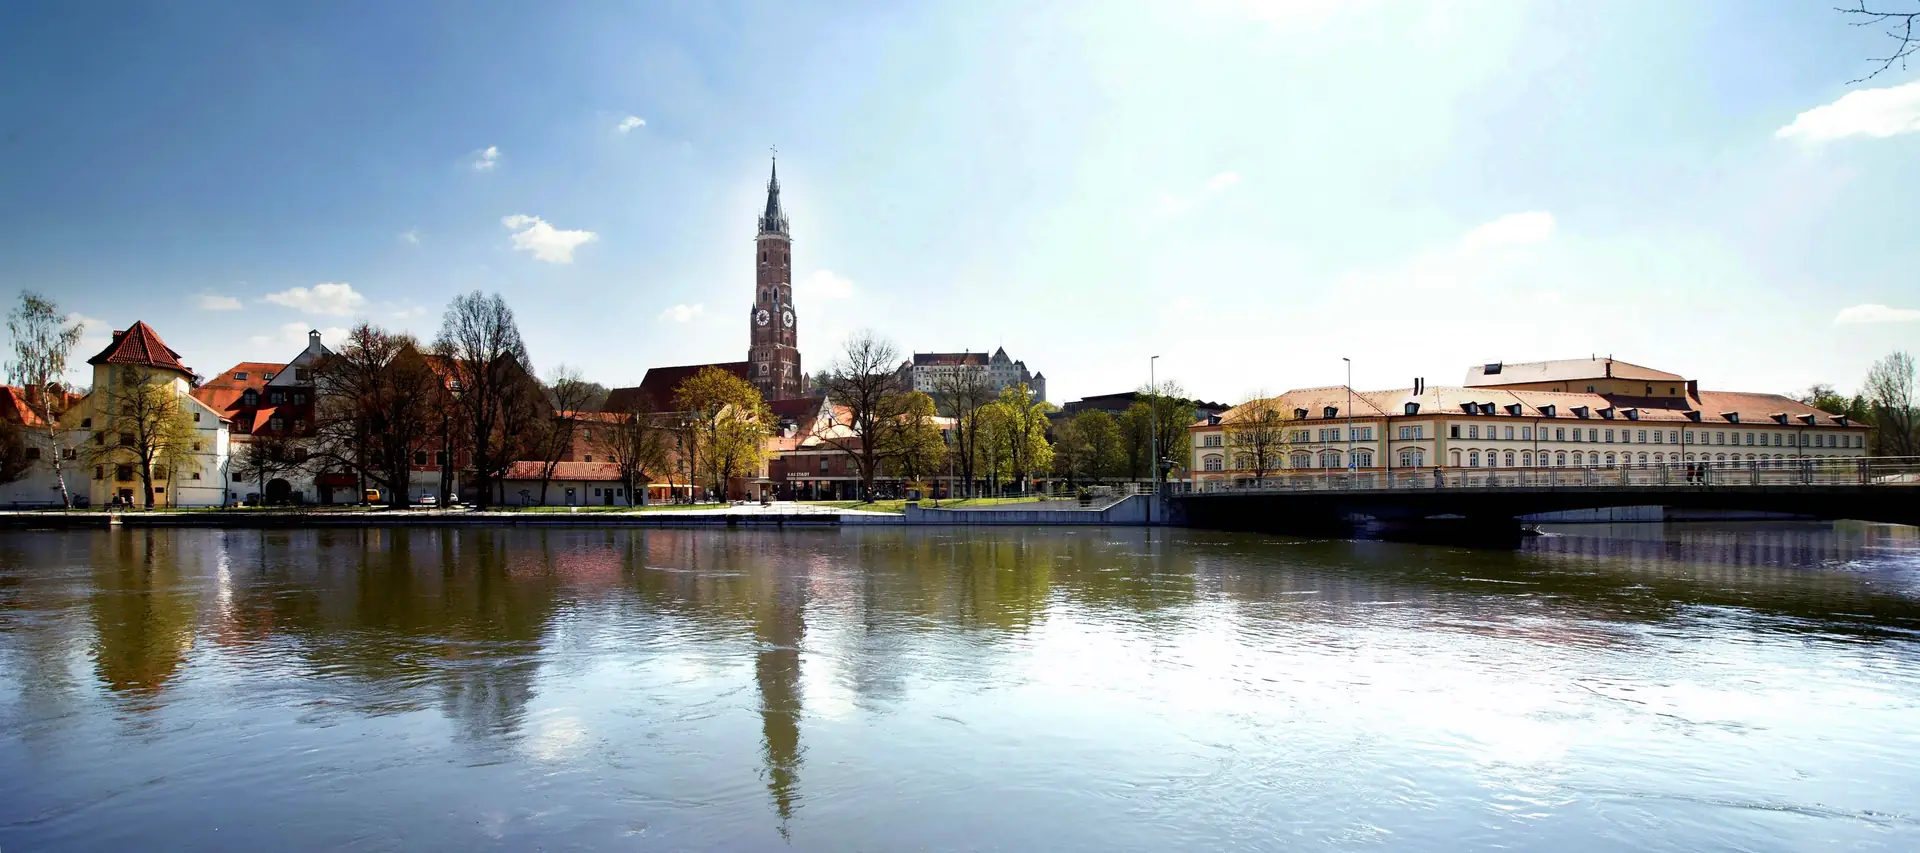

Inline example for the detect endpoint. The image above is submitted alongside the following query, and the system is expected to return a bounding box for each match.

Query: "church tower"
[749,157,804,401]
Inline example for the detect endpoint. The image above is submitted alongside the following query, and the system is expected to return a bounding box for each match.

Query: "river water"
[2,523,1918,852]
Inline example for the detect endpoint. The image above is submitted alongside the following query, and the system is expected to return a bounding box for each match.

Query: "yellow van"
[362,488,381,505]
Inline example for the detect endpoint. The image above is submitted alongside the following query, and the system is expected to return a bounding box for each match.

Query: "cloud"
[399,228,420,244]
[616,116,646,134]
[262,282,367,316]
[1459,211,1555,251]
[1206,171,1242,191]
[472,145,500,171]
[1833,303,1920,325]
[250,322,348,349]
[196,292,243,311]
[658,303,704,323]
[1776,80,1920,142]
[502,214,598,263]
[795,269,854,301]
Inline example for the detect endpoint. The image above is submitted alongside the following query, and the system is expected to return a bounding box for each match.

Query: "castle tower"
[749,157,804,401]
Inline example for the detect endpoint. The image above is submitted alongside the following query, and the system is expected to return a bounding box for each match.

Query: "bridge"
[1170,457,1920,534]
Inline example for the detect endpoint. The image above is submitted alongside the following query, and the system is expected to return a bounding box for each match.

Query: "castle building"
[909,347,1046,402]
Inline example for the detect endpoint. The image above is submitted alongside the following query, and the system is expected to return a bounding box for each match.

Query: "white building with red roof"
[64,321,232,507]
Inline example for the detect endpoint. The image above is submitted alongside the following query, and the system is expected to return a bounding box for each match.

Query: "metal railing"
[1174,457,1920,495]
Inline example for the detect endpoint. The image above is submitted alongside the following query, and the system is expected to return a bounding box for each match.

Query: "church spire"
[758,154,788,235]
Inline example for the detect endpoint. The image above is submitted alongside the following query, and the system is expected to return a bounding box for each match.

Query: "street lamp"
[1148,355,1160,526]
[1343,357,1353,480]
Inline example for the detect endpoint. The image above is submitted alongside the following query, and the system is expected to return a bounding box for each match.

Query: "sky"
[1,0,1916,405]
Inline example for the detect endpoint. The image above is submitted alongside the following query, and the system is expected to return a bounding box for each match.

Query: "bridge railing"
[1173,456,1920,495]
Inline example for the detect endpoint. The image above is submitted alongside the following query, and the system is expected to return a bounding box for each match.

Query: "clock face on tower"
[755,308,770,326]
[782,309,794,328]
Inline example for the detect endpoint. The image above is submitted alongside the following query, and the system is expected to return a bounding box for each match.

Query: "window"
[80,417,92,429]
[234,372,248,380]
[193,411,201,422]
[1503,426,1514,440]
[1744,432,1754,446]
[23,446,41,461]
[62,448,77,460]
[1605,452,1617,466]
[1638,452,1649,465]
[1652,430,1663,444]
[1669,431,1679,444]
[119,433,133,447]
[95,465,104,480]
[1351,449,1373,468]
[191,472,201,480]
[1450,449,1462,467]
[1605,429,1614,443]
[1320,449,1341,469]
[1522,426,1532,440]
[269,417,284,432]
[1586,385,1596,393]
[1571,451,1583,466]
[1715,431,1725,445]
[1450,425,1461,438]
[1772,433,1781,446]
[435,451,448,466]
[297,368,312,381]
[1291,451,1311,469]
[1399,449,1423,467]
[414,451,427,465]
[759,363,769,375]
[1203,455,1223,472]
[1202,434,1222,447]
[819,457,830,473]
[233,472,244,482]
[269,391,285,405]
[242,390,258,407]
[584,454,594,462]
[1555,451,1567,466]
[293,393,307,405]
[1468,450,1480,467]
[1504,451,1515,467]
[116,465,134,481]
[1398,426,1411,440]
[594,489,603,497]
[1467,425,1479,439]
[192,442,201,452]
[1637,430,1647,443]
[1589,429,1599,442]
[1555,428,1565,441]
[1351,427,1372,441]
[263,372,276,381]
[1521,451,1533,466]
[154,465,169,481]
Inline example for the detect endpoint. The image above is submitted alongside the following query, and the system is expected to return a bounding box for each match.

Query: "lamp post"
[1148,355,1160,526]
[1343,357,1353,480]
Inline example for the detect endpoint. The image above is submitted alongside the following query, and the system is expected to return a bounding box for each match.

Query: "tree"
[5,292,86,506]
[85,368,200,509]
[1051,416,1087,485]
[1074,409,1123,482]
[1223,392,1293,484]
[990,383,1053,493]
[235,433,309,505]
[1139,380,1194,487]
[594,394,669,507]
[435,291,539,509]
[312,324,444,507]
[0,419,32,487]
[531,364,599,505]
[816,331,909,501]
[877,390,946,491]
[970,401,1010,495]
[1839,1,1918,82]
[675,366,772,500]
[931,367,994,496]
[1864,351,1916,456]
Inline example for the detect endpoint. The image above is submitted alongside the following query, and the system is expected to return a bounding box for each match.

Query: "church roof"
[87,321,193,376]
[605,362,752,413]
[758,158,788,234]
[913,352,989,367]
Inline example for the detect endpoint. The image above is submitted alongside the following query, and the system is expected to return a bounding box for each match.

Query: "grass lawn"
[504,503,729,513]
[797,496,1058,514]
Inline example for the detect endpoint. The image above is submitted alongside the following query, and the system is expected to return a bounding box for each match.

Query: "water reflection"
[0,524,1917,851]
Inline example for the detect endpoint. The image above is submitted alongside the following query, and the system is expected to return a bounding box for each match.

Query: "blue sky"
[2,0,1916,404]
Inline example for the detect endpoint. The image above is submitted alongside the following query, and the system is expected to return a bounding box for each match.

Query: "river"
[2,523,1918,851]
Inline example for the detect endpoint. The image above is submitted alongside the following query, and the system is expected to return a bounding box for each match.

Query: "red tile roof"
[86,322,193,375]
[1201,384,1866,430]
[191,361,288,414]
[913,352,989,367]
[0,386,44,426]
[502,461,623,481]
[604,362,751,413]
[1465,357,1683,387]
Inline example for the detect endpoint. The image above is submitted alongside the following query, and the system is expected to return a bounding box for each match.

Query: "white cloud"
[262,282,368,316]
[658,303,704,323]
[1459,211,1555,252]
[1776,80,1920,142]
[1833,303,1920,325]
[399,228,420,244]
[196,292,243,311]
[1150,170,1245,219]
[501,214,598,263]
[1206,171,1242,191]
[250,322,348,349]
[472,145,500,171]
[795,269,855,301]
[616,115,646,134]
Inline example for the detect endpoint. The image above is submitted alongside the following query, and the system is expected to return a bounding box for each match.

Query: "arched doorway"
[265,478,293,505]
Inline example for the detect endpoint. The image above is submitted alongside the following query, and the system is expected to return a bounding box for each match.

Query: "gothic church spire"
[758,156,788,235]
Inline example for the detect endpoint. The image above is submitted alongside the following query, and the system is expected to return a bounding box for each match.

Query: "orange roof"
[192,361,287,413]
[1466,357,1683,387]
[87,322,193,375]
[0,386,44,426]
[1200,385,1865,429]
[502,461,623,481]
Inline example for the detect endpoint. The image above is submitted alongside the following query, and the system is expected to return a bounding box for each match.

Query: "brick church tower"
[748,158,805,401]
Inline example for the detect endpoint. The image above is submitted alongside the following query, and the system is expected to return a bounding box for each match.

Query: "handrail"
[1174,456,1920,495]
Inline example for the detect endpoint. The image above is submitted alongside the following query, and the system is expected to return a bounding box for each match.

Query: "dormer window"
[1539,405,1556,418]
[1404,402,1420,416]
[1623,408,1639,421]
[1722,412,1740,424]
[1479,403,1496,416]
[1460,403,1476,414]
[1771,413,1789,425]
[1322,406,1338,419]
[1294,408,1308,420]
[1685,410,1702,422]
[1572,406,1590,419]
[263,371,276,380]
[1833,416,1851,427]
[1798,414,1816,425]
[241,390,258,407]
[234,371,248,380]
[1599,407,1614,419]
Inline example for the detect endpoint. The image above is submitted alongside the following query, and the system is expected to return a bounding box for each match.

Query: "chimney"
[111,330,126,343]
[1685,379,1698,399]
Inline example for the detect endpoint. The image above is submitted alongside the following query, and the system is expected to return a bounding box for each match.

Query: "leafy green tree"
[675,365,773,499]
[1074,409,1123,482]
[879,390,947,490]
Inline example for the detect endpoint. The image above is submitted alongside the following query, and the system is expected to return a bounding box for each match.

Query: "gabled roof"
[502,461,623,482]
[1465,357,1683,387]
[0,386,47,426]
[913,352,989,367]
[605,362,751,413]
[87,322,193,376]
[192,361,288,414]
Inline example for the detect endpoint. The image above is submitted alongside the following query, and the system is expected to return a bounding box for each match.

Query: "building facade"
[1188,358,1872,490]
[749,159,805,402]
[909,347,1046,402]
[72,323,231,507]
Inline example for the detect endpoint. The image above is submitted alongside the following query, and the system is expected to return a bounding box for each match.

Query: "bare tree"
[594,394,669,506]
[931,366,994,497]
[815,331,908,501]
[1840,1,1919,82]
[1864,351,1916,456]
[1223,392,1293,485]
[435,291,537,509]
[531,364,598,505]
[5,292,86,506]
[312,324,444,507]
[235,433,309,505]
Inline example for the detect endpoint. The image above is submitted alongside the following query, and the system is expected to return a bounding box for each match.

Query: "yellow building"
[1189,358,1871,490]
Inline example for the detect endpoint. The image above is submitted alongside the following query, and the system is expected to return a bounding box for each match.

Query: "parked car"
[418,494,437,507]
[362,488,381,505]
